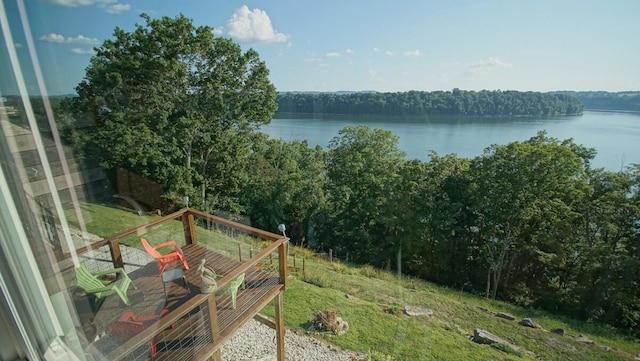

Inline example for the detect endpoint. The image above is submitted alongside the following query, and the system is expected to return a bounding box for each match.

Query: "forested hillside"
[555,91,640,112]
[276,89,584,117]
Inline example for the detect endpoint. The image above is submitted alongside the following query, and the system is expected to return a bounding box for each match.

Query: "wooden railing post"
[183,211,197,245]
[207,294,222,361]
[278,239,288,290]
[109,241,124,269]
[275,291,285,361]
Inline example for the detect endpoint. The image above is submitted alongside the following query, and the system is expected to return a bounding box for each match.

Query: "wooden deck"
[74,208,288,361]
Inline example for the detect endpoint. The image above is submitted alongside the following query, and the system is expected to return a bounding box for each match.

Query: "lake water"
[260,111,640,172]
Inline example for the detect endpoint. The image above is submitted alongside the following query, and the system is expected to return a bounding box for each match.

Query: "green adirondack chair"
[216,272,245,309]
[75,265,136,306]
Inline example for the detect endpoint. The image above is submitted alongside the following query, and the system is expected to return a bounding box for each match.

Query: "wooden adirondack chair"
[107,309,171,357]
[141,238,189,275]
[75,265,135,306]
[217,272,245,309]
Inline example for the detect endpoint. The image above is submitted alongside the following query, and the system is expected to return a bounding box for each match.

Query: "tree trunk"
[486,269,491,298]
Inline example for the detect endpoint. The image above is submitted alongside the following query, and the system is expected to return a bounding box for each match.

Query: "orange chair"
[141,238,189,275]
[107,309,171,357]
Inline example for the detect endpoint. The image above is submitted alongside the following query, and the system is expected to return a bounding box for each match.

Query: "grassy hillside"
[264,254,640,360]
[68,203,640,360]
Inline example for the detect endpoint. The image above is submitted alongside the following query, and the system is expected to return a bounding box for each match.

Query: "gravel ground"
[221,319,366,361]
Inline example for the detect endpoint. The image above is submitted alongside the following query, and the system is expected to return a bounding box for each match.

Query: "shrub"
[359,265,378,278]
[367,350,395,361]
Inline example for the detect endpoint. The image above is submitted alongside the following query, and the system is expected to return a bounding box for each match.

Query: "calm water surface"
[260,111,640,171]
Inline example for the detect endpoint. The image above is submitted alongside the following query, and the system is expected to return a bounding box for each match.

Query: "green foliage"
[555,91,640,112]
[63,13,277,213]
[242,136,326,243]
[366,350,396,361]
[276,89,584,117]
[320,125,406,266]
[358,264,379,278]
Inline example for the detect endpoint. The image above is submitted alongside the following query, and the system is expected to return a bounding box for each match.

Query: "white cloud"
[222,5,289,43]
[103,3,130,14]
[40,33,66,43]
[45,0,130,14]
[45,0,93,6]
[467,56,512,76]
[70,35,99,44]
[385,51,394,56]
[325,52,341,57]
[373,47,380,52]
[40,33,99,44]
[469,56,512,70]
[404,49,422,57]
[70,48,95,55]
[345,48,354,54]
[212,27,224,36]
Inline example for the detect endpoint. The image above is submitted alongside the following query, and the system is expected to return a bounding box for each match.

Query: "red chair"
[107,309,171,357]
[141,238,189,275]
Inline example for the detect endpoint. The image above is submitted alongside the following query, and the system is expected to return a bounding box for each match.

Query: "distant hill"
[276,89,584,117]
[553,91,640,112]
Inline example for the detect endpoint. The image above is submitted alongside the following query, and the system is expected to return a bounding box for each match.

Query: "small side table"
[161,268,190,305]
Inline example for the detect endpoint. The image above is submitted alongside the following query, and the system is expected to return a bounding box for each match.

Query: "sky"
[2,0,640,95]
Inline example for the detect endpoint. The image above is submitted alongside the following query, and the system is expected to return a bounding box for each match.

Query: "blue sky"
[3,0,640,95]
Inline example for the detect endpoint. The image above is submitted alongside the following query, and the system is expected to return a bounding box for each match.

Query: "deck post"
[108,240,124,269]
[183,212,197,245]
[207,294,222,361]
[275,291,285,361]
[278,239,288,290]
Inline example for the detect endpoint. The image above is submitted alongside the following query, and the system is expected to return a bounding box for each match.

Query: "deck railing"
[72,207,288,361]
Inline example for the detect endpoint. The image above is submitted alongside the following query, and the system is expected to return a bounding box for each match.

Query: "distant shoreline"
[583,108,640,114]
[273,112,584,119]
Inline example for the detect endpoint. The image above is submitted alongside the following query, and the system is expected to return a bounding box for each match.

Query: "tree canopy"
[70,13,277,211]
[276,90,584,117]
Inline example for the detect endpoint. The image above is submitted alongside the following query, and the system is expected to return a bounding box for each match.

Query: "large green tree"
[405,153,477,287]
[242,136,326,244]
[71,14,277,212]
[321,125,406,265]
[469,132,586,300]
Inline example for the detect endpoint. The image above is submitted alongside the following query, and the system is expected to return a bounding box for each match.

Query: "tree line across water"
[276,89,584,117]
[38,14,640,336]
[554,91,640,112]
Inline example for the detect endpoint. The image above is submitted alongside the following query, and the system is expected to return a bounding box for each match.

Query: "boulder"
[403,305,434,317]
[551,328,565,336]
[472,328,511,346]
[577,334,595,345]
[477,306,495,315]
[310,310,349,335]
[496,312,515,321]
[519,318,537,328]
